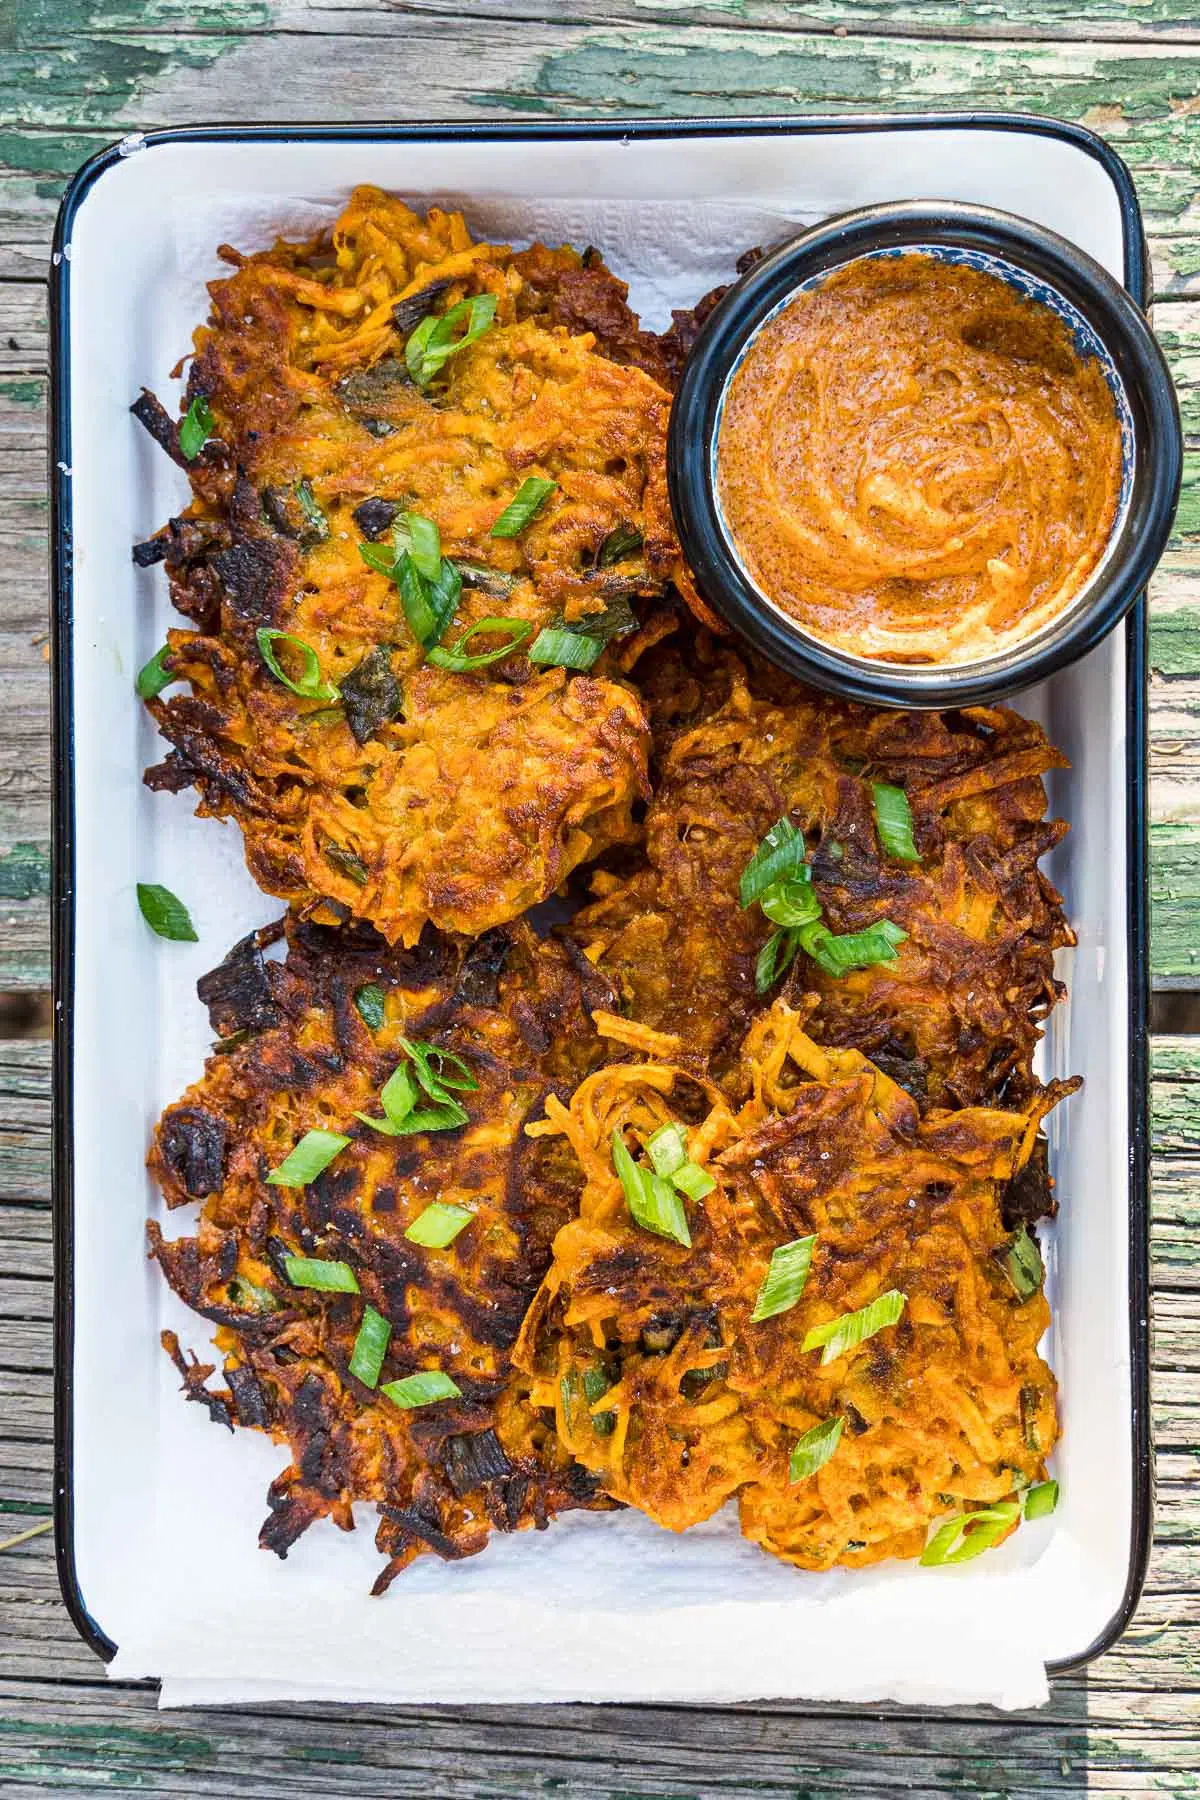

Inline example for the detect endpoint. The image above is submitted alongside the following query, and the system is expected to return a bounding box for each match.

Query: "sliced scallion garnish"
[296,477,330,545]
[348,1305,391,1388]
[135,644,177,700]
[646,1123,687,1178]
[760,872,821,931]
[872,781,920,863]
[256,627,340,702]
[226,1275,278,1313]
[359,541,398,577]
[405,1202,473,1248]
[755,927,802,996]
[282,1254,360,1293]
[404,511,442,582]
[796,918,906,978]
[266,1129,350,1188]
[426,616,533,672]
[489,476,556,539]
[788,1415,844,1482]
[597,523,643,566]
[611,1128,691,1248]
[402,1037,479,1101]
[999,1224,1043,1300]
[802,1289,906,1366]
[381,1370,463,1410]
[354,984,386,1032]
[527,626,604,671]
[1024,1479,1059,1520]
[404,293,498,389]
[740,817,807,910]
[178,394,214,462]
[671,1161,715,1201]
[136,881,198,942]
[919,1501,1021,1567]
[751,1235,817,1323]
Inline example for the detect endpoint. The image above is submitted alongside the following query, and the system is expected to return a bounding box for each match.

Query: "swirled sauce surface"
[715,253,1124,665]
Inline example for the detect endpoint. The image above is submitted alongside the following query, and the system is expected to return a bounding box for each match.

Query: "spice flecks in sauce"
[715,253,1123,666]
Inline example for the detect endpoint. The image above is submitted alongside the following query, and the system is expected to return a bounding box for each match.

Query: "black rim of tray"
[48,112,1153,1680]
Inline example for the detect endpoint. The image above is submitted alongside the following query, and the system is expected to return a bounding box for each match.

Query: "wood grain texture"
[2,0,1200,1789]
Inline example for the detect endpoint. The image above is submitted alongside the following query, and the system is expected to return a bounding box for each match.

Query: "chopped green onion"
[597,523,643,566]
[256,627,340,702]
[296,477,330,545]
[527,626,604,671]
[405,293,498,389]
[582,1365,617,1435]
[381,1370,463,1410]
[325,842,368,885]
[797,918,906,978]
[349,1305,392,1388]
[872,782,920,863]
[340,645,402,745]
[454,559,516,598]
[426,616,533,672]
[789,1415,845,1482]
[283,1254,360,1294]
[402,1036,479,1100]
[740,817,807,910]
[226,1275,278,1313]
[136,881,197,942]
[396,551,442,648]
[178,395,214,461]
[751,1235,817,1323]
[999,1225,1044,1300]
[802,1289,906,1366]
[671,1161,715,1201]
[135,644,177,700]
[760,873,822,931]
[611,1129,691,1248]
[405,1202,474,1248]
[489,476,557,539]
[356,1098,469,1137]
[919,1501,1021,1567]
[359,541,398,577]
[755,927,802,995]
[267,1129,350,1188]
[404,511,442,582]
[354,984,386,1032]
[1024,1479,1059,1520]
[381,1061,420,1125]
[646,1123,688,1178]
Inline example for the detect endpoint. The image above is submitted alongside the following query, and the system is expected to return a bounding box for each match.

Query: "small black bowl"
[668,200,1182,708]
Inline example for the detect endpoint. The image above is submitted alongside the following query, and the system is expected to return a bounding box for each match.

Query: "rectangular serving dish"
[50,115,1151,1706]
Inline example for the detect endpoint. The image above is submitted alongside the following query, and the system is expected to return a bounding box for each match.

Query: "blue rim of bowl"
[669,200,1182,708]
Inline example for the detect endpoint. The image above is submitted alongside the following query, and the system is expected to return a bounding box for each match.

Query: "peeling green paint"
[0,842,49,899]
[1151,608,1200,678]
[0,377,42,406]
[1152,820,1200,980]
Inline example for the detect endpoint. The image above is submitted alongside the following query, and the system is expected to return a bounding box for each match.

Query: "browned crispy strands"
[572,638,1074,1103]
[146,913,617,1590]
[516,1003,1074,1569]
[135,187,710,944]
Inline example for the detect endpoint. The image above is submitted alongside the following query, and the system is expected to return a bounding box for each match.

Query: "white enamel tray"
[50,117,1151,1709]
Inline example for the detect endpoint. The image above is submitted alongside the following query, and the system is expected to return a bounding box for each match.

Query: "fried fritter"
[137,187,692,943]
[515,1003,1072,1570]
[148,911,617,1590]
[571,636,1073,1104]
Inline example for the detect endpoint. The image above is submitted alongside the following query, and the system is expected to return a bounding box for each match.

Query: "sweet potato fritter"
[136,187,693,943]
[515,1003,1073,1570]
[571,636,1073,1104]
[147,911,617,1590]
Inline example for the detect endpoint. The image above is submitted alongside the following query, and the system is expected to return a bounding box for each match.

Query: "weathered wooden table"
[2,2,1199,1791]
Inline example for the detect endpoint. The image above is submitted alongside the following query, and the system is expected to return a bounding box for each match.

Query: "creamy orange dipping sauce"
[715,252,1124,666]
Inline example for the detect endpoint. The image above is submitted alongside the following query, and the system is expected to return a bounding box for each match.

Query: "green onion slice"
[405,293,498,389]
[760,873,822,931]
[611,1129,691,1248]
[426,616,532,672]
[266,1129,350,1188]
[802,1289,906,1366]
[597,523,643,566]
[283,1254,360,1294]
[999,1224,1043,1300]
[135,644,177,700]
[489,476,557,539]
[789,1415,845,1482]
[356,1098,469,1138]
[582,1365,617,1434]
[646,1123,688,1178]
[296,477,329,544]
[671,1161,715,1201]
[740,817,807,910]
[178,395,214,462]
[872,782,920,863]
[348,1305,392,1388]
[755,927,801,996]
[359,541,398,577]
[797,918,906,978]
[136,881,197,942]
[402,1036,479,1100]
[395,551,442,648]
[527,626,604,671]
[256,627,340,702]
[381,1370,463,1410]
[404,511,442,582]
[1024,1479,1059,1520]
[226,1275,278,1313]
[919,1501,1021,1567]
[354,984,386,1032]
[751,1234,817,1323]
[405,1201,474,1248]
